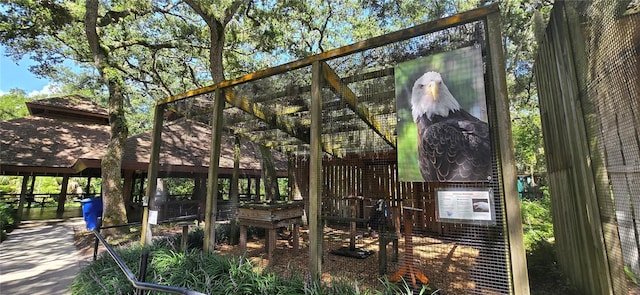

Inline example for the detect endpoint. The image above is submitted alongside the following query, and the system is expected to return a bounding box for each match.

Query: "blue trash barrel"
[80,197,103,230]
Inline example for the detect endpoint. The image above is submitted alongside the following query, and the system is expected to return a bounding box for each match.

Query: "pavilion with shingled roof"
[0,95,287,221]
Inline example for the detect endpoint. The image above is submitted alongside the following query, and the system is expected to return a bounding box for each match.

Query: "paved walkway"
[0,218,90,295]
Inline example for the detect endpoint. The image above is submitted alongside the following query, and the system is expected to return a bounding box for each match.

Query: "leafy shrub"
[72,230,437,295]
[0,176,20,194]
[520,193,554,250]
[162,224,228,250]
[526,238,576,295]
[0,202,15,242]
[520,190,577,294]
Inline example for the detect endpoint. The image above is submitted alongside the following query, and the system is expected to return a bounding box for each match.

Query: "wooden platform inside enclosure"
[238,202,304,264]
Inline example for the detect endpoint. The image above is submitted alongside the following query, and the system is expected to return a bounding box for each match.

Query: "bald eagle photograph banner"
[396,46,492,182]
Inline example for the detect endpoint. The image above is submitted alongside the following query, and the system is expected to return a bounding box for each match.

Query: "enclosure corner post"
[486,11,531,295]
[141,103,165,246]
[309,61,323,280]
[204,89,225,253]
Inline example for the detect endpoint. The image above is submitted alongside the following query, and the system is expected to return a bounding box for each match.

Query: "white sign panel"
[436,188,495,225]
[148,210,158,225]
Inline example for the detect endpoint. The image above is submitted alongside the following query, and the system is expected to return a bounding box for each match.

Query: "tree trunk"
[183,0,244,252]
[259,145,281,203]
[85,0,129,236]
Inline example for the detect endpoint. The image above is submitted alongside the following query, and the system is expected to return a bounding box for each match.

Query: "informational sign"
[435,188,495,225]
[148,210,158,225]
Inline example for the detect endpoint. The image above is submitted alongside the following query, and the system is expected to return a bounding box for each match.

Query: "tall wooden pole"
[204,88,225,253]
[309,61,323,280]
[486,12,530,295]
[229,135,241,245]
[141,104,165,246]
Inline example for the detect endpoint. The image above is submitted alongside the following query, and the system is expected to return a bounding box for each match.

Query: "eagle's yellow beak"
[428,81,438,100]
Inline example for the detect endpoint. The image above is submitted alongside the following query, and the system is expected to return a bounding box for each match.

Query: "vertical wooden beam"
[57,175,69,218]
[204,88,225,253]
[85,177,92,196]
[246,178,252,200]
[27,176,36,209]
[229,135,241,245]
[309,61,323,280]
[141,104,165,246]
[256,177,261,201]
[16,175,29,222]
[486,12,530,295]
[122,170,134,215]
[29,176,36,197]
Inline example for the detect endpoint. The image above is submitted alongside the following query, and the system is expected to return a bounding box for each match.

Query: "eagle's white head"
[410,71,460,122]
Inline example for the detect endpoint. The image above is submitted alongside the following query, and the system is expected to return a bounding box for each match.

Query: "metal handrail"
[91,228,205,295]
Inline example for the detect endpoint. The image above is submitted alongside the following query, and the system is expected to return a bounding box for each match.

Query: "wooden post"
[122,170,134,213]
[390,207,428,288]
[486,12,530,295]
[309,61,323,280]
[240,225,247,252]
[29,175,36,198]
[204,88,225,253]
[267,227,276,262]
[56,175,69,218]
[256,177,261,201]
[229,135,241,245]
[16,175,29,222]
[349,200,356,250]
[85,177,92,196]
[181,224,189,251]
[141,104,165,246]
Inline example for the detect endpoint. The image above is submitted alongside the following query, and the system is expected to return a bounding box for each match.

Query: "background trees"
[0,90,29,120]
[0,0,550,232]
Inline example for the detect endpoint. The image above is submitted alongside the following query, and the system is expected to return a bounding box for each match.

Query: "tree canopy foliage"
[0,90,29,120]
[0,0,552,228]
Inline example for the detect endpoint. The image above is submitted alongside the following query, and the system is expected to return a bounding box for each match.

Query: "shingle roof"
[108,118,288,175]
[27,95,108,117]
[0,114,111,174]
[1,95,285,176]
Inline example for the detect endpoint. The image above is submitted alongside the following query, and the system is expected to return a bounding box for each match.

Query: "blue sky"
[0,45,55,96]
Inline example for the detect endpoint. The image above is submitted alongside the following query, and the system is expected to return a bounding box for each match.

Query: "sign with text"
[435,188,495,225]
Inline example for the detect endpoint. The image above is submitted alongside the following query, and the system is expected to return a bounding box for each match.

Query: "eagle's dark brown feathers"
[411,71,491,182]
